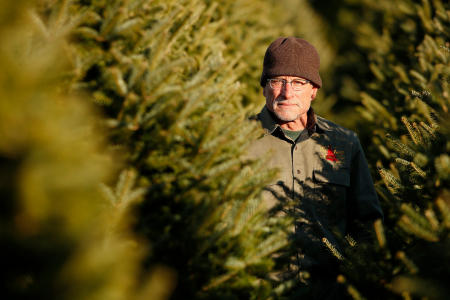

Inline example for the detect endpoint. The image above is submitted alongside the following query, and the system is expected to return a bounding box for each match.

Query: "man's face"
[263,75,318,122]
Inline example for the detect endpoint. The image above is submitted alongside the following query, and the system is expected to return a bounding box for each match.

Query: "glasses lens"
[291,80,308,90]
[269,79,283,89]
[268,79,309,90]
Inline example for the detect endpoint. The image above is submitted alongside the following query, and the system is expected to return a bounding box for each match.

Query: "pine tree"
[0,1,174,299]
[327,1,450,299]
[30,0,299,298]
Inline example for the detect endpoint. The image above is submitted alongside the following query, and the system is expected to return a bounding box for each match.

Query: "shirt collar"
[258,106,329,135]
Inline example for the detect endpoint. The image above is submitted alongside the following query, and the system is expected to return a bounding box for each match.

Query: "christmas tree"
[31,0,302,298]
[7,0,448,299]
[320,1,450,299]
[0,1,174,299]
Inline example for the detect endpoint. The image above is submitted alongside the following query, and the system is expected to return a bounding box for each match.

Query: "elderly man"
[248,37,383,299]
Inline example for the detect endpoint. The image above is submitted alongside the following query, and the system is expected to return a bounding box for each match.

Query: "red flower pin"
[326,145,339,162]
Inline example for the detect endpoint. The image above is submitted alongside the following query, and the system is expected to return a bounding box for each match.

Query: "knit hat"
[260,37,322,88]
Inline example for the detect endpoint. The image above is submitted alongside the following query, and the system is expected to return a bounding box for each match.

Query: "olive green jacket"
[248,106,383,278]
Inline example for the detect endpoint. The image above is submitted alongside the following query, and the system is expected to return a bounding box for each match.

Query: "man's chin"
[273,112,298,122]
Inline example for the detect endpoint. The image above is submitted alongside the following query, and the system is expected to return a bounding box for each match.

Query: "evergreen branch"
[27,10,50,39]
[417,122,433,146]
[146,7,183,71]
[202,230,287,292]
[99,182,117,205]
[379,167,403,195]
[53,4,93,40]
[92,91,113,106]
[395,251,418,274]
[401,291,412,300]
[393,65,411,84]
[409,69,428,84]
[395,157,427,178]
[115,169,138,207]
[374,219,387,248]
[412,122,425,146]
[106,67,128,96]
[126,187,147,205]
[395,157,411,167]
[361,92,397,129]
[54,0,71,29]
[135,4,175,48]
[201,270,238,292]
[164,1,205,53]
[322,237,344,260]
[410,162,427,178]
[369,63,386,81]
[253,231,289,259]
[113,17,143,36]
[345,234,357,247]
[424,208,440,231]
[376,183,400,203]
[231,199,255,236]
[99,0,127,38]
[401,116,421,145]
[272,278,298,297]
[337,275,367,300]
[429,111,440,130]
[72,26,104,41]
[386,134,415,158]
[435,154,450,181]
[435,194,450,229]
[400,203,433,232]
[397,215,439,242]
[419,121,436,138]
[416,0,434,32]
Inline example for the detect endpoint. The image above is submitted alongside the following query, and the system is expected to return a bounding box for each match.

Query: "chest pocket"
[312,168,350,226]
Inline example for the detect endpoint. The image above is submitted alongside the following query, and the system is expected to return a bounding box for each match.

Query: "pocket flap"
[313,169,350,187]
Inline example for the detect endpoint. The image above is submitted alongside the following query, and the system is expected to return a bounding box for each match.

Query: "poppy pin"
[321,145,345,165]
[326,146,339,162]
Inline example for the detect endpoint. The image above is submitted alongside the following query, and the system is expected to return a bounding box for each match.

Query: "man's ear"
[262,86,267,97]
[311,86,318,100]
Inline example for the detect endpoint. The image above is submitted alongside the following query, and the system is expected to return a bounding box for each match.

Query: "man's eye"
[271,80,283,86]
[292,80,305,85]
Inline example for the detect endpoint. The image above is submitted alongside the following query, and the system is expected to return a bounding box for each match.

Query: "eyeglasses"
[267,78,310,90]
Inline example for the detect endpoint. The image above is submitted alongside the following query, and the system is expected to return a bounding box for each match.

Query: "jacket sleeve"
[348,133,384,230]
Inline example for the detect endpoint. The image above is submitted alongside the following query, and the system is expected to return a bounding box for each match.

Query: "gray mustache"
[275,100,301,105]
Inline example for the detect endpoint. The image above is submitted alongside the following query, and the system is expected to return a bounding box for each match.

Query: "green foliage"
[326,1,450,299]
[352,0,449,162]
[7,0,450,299]
[26,0,296,298]
[0,1,174,299]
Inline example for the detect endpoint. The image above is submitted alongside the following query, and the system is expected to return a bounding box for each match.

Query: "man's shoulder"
[248,107,277,136]
[316,115,358,141]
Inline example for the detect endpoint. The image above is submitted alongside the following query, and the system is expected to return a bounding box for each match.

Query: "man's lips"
[276,102,298,106]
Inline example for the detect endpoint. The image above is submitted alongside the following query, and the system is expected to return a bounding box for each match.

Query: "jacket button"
[297,169,301,174]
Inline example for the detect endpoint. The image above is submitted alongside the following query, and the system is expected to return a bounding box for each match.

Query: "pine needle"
[386,134,415,158]
[379,167,403,194]
[374,219,387,248]
[322,237,344,260]
[398,215,439,242]
[401,116,421,145]
[395,251,418,274]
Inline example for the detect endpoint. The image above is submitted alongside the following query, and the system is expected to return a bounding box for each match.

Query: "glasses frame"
[267,78,311,91]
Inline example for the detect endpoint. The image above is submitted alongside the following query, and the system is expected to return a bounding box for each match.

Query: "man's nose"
[281,81,294,98]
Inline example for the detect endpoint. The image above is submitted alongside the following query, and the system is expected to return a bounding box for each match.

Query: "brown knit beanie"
[260,37,322,88]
